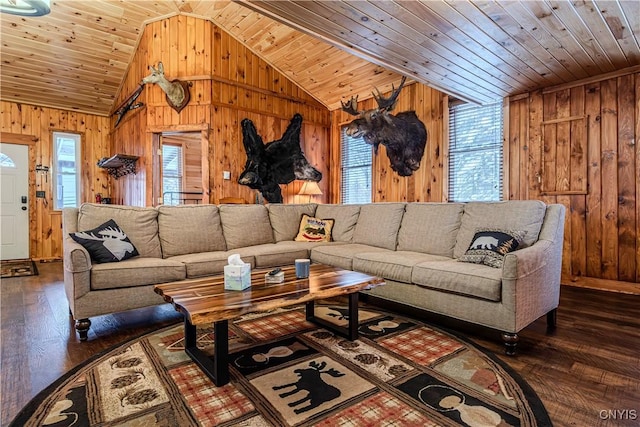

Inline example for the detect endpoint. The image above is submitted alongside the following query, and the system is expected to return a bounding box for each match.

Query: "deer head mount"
[341,76,427,177]
[142,62,191,113]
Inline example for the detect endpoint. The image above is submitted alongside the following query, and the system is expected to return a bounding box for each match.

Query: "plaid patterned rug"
[10,305,551,426]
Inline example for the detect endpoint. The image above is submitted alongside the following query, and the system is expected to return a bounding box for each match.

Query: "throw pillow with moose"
[70,219,139,263]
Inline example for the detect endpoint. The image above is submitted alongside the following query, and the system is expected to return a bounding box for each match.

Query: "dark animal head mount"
[238,113,322,203]
[341,76,427,177]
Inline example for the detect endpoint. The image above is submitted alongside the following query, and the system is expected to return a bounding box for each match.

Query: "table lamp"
[298,181,323,203]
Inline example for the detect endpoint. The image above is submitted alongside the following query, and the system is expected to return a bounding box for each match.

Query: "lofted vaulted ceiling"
[1,0,638,116]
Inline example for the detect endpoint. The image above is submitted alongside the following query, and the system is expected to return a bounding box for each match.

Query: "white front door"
[0,143,30,260]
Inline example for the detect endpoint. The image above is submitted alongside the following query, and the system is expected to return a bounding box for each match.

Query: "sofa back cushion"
[315,204,361,242]
[158,205,226,258]
[397,203,464,257]
[453,200,548,258]
[353,203,406,250]
[219,205,274,250]
[77,203,162,258]
[267,203,317,242]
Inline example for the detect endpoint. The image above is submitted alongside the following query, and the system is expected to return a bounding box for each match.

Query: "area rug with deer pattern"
[10,305,551,426]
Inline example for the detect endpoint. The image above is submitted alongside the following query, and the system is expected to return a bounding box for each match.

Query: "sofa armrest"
[63,237,92,273]
[500,204,565,330]
[502,240,552,280]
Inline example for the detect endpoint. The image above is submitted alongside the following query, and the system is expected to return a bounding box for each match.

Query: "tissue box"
[224,263,251,291]
[265,271,285,284]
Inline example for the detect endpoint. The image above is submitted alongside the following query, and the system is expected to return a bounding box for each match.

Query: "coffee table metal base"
[305,292,359,340]
[182,293,360,386]
[184,319,229,386]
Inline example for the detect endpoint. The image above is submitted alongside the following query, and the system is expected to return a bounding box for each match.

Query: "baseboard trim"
[562,275,640,295]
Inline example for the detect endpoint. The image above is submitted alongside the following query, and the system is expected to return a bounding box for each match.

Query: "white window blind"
[340,127,371,204]
[53,131,81,210]
[448,101,503,202]
[162,144,183,205]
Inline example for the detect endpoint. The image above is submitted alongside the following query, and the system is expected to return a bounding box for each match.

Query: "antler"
[99,226,127,240]
[373,76,407,112]
[340,95,362,116]
[73,231,105,241]
[324,368,346,378]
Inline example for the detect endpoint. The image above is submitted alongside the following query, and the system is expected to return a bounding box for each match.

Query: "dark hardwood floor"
[1,261,638,426]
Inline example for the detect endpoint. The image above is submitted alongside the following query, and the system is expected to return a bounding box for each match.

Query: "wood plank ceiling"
[1,0,638,116]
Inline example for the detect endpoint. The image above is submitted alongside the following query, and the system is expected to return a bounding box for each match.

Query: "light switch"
[223,171,231,180]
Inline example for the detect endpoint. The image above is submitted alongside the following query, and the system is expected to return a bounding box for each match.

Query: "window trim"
[52,131,82,210]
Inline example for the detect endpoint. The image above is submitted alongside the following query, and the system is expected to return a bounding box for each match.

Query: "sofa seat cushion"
[411,260,503,302]
[169,252,256,278]
[91,257,186,291]
[268,203,317,242]
[234,243,311,268]
[353,251,452,283]
[353,203,406,250]
[158,205,226,257]
[311,244,390,270]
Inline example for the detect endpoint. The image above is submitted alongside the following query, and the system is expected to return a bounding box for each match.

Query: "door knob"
[21,206,27,211]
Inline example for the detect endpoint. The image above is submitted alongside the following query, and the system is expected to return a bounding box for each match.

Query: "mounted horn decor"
[142,62,191,113]
[113,84,144,128]
[341,76,427,177]
[238,114,322,203]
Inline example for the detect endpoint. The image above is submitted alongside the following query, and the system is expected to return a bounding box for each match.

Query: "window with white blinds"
[52,131,81,210]
[448,101,504,202]
[340,127,372,204]
[162,144,183,205]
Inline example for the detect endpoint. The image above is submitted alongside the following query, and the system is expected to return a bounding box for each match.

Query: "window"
[53,131,81,210]
[162,144,183,205]
[0,153,16,167]
[340,127,371,204]
[448,100,503,202]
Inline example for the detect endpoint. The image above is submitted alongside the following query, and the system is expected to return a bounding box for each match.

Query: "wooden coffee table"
[154,263,384,386]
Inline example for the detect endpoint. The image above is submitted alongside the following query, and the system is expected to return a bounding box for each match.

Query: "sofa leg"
[76,318,91,341]
[501,332,519,356]
[546,308,557,330]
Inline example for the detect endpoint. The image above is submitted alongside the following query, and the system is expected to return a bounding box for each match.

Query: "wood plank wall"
[0,103,110,260]
[508,71,639,284]
[111,16,331,206]
[329,82,445,203]
[330,72,638,285]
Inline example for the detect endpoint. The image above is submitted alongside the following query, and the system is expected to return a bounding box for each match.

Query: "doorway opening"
[160,131,205,205]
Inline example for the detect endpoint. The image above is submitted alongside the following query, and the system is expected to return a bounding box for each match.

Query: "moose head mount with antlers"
[341,76,427,177]
[142,62,191,113]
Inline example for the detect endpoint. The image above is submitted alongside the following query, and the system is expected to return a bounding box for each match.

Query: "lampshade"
[0,0,50,16]
[298,181,323,196]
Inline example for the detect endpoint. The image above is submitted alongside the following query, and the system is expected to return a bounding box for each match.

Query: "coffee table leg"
[305,293,359,340]
[184,318,230,386]
[348,292,359,340]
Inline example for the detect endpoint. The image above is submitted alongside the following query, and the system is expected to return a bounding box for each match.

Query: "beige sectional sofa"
[62,200,565,354]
